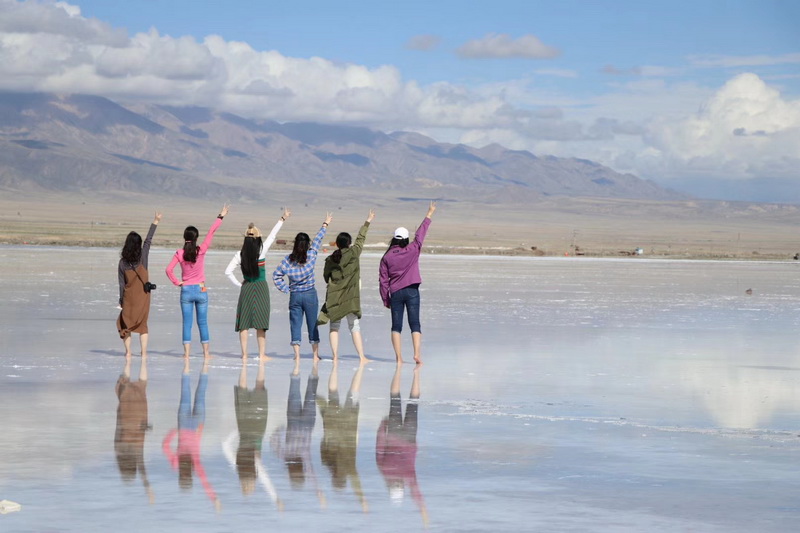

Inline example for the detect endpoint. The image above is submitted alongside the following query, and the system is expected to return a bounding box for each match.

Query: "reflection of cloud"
[405,34,441,51]
[677,362,800,429]
[456,33,560,59]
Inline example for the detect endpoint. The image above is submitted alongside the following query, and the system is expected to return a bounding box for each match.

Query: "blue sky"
[1,0,798,193]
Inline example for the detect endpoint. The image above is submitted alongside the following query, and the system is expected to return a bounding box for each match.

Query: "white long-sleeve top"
[225,219,284,287]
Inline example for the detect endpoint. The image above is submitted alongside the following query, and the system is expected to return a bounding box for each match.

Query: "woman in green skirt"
[225,208,291,359]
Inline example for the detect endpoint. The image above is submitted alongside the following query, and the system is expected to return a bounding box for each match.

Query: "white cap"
[394,227,409,240]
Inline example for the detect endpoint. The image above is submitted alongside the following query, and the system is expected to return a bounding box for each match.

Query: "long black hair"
[183,226,199,263]
[121,231,143,265]
[384,236,409,256]
[330,232,352,264]
[289,232,310,264]
[240,236,263,278]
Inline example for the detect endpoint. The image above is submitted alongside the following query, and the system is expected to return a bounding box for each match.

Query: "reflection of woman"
[318,360,368,512]
[376,365,427,523]
[272,213,332,361]
[162,358,220,509]
[270,360,325,505]
[222,358,283,508]
[114,355,154,503]
[379,201,436,364]
[317,210,374,362]
[225,208,291,360]
[166,204,230,359]
[117,212,161,358]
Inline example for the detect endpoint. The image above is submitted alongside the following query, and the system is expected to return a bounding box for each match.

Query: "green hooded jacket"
[317,221,370,325]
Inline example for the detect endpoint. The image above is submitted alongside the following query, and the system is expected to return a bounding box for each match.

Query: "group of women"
[116,202,437,364]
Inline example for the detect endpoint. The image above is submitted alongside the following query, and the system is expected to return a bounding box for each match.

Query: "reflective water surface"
[2,246,800,532]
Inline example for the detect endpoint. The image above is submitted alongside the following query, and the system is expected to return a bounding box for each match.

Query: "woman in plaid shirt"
[273,212,333,360]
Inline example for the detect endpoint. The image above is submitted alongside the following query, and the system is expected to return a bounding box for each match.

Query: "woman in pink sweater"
[166,204,230,358]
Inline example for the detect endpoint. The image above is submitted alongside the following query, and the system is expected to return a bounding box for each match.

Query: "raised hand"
[219,203,231,217]
[324,212,333,225]
[153,211,163,224]
[426,201,437,218]
[282,207,292,220]
[367,208,376,223]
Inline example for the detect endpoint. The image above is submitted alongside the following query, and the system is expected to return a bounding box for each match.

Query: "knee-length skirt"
[236,279,270,331]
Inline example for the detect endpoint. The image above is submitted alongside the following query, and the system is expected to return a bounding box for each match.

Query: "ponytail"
[331,232,352,264]
[183,226,199,263]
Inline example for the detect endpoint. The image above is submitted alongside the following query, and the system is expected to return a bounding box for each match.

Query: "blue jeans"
[180,284,209,344]
[178,373,207,431]
[390,285,421,334]
[289,289,320,345]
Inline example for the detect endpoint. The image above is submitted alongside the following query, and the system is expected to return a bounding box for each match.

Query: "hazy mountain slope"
[0,91,685,202]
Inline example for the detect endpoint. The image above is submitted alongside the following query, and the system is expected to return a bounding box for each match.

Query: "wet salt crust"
[1,245,799,532]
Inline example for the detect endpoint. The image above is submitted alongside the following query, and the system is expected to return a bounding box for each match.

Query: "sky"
[1,0,799,195]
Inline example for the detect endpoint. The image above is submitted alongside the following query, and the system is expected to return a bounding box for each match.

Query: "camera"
[144,281,157,293]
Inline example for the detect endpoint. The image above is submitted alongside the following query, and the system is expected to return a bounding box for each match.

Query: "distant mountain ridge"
[0,91,684,202]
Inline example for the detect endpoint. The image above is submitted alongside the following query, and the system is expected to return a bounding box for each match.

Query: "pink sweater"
[162,428,217,502]
[166,218,223,286]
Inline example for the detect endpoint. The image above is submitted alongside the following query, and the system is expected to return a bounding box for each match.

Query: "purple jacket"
[379,217,431,307]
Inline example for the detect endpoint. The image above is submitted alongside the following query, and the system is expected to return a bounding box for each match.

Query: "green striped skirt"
[235,279,270,331]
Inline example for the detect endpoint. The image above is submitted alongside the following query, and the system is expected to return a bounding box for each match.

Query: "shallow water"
[2,246,800,532]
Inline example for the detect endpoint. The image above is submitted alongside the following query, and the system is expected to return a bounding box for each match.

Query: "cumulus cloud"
[0,0,577,138]
[638,73,800,179]
[405,34,441,51]
[456,33,560,59]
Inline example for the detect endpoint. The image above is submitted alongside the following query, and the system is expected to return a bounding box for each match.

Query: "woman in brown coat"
[117,212,162,358]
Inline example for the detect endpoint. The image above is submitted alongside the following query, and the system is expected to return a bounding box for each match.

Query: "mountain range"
[0,92,684,204]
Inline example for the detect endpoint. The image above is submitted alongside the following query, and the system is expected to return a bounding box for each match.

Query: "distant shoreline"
[1,238,796,262]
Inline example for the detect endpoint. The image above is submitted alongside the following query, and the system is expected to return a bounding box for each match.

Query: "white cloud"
[534,68,578,78]
[405,34,441,51]
[456,33,560,59]
[641,73,800,179]
[602,64,682,77]
[688,52,800,68]
[0,1,797,187]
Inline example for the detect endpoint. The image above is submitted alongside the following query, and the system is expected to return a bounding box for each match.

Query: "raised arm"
[263,207,290,255]
[141,212,161,269]
[352,209,374,257]
[413,201,436,247]
[310,212,333,254]
[199,203,230,253]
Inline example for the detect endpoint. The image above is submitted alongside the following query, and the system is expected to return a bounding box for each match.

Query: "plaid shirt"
[272,225,327,293]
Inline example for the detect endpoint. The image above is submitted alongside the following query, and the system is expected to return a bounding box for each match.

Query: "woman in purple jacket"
[379,202,436,364]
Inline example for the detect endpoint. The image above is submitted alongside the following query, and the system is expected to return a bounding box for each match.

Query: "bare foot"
[359,356,371,364]
[258,354,273,362]
[414,357,423,365]
[124,352,132,359]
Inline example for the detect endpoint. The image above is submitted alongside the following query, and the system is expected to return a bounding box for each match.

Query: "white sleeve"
[225,252,243,287]
[261,219,284,257]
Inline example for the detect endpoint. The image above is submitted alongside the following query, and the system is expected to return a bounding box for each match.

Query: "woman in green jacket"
[317,209,375,362]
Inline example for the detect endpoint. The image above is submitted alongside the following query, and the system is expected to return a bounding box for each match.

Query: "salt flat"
[1,246,799,532]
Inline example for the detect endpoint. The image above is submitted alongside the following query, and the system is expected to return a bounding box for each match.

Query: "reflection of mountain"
[0,92,684,203]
